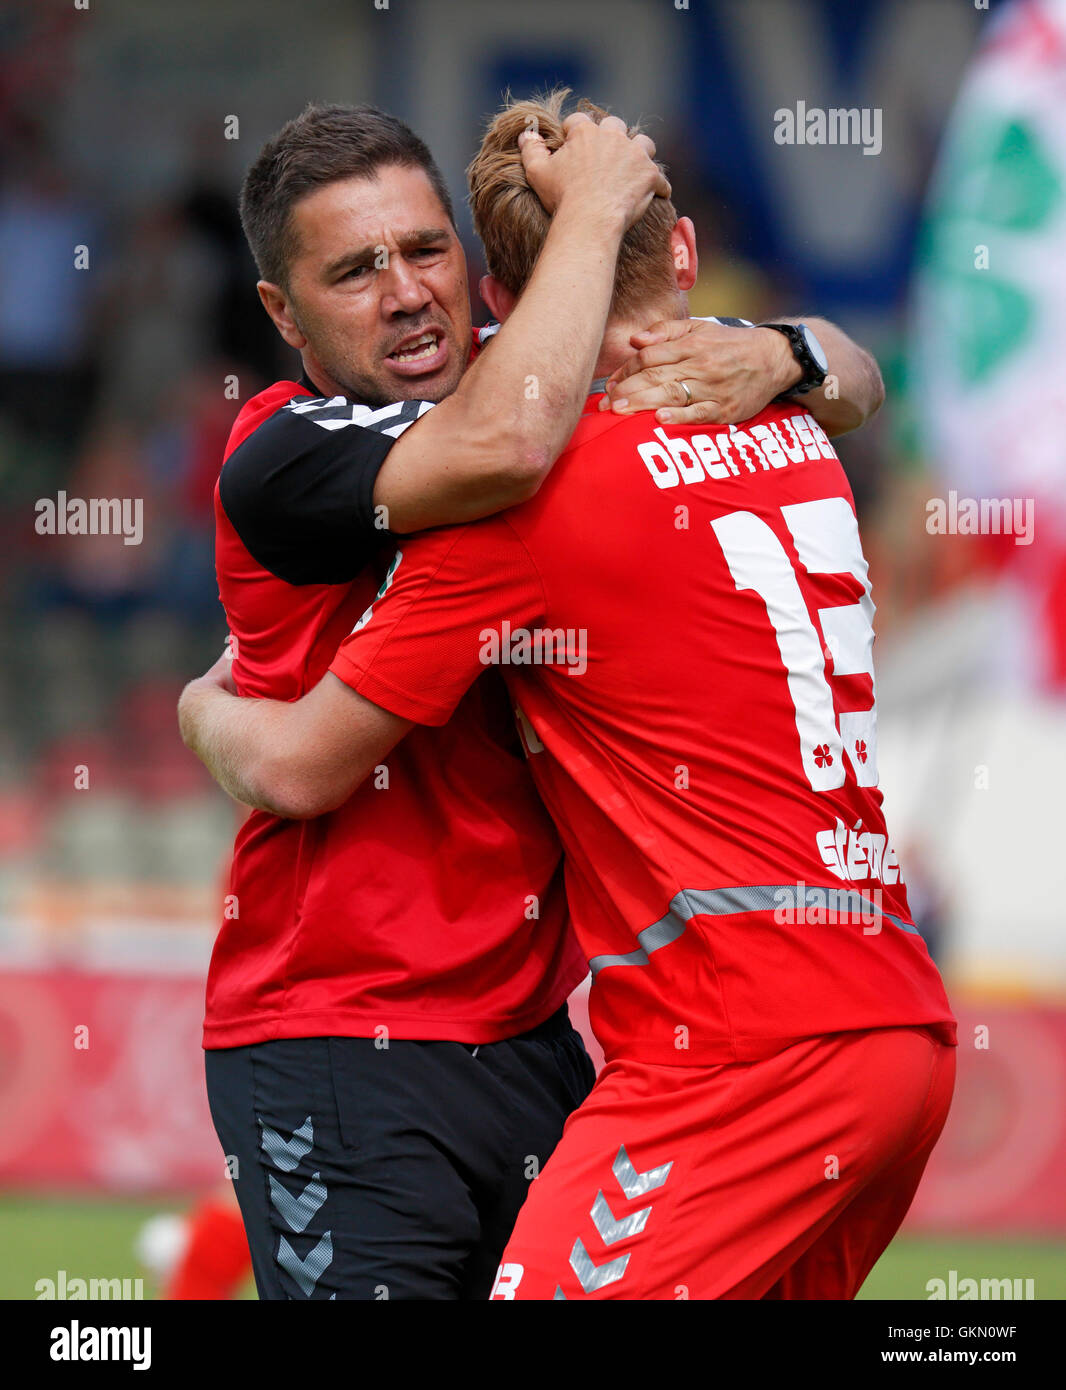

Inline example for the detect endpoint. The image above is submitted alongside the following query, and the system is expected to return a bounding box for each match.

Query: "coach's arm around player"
[602,313,883,436]
[180,305,886,820]
[180,655,406,819]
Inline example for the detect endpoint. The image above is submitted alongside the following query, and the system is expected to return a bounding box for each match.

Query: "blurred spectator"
[94,201,224,428]
[0,122,97,451]
[177,119,289,384]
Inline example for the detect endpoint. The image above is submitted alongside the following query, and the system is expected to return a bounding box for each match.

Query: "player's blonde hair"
[467,88,679,318]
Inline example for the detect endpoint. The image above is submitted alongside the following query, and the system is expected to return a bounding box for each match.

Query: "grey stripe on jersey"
[588,883,919,977]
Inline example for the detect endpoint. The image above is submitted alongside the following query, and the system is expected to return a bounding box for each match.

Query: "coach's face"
[259,165,471,407]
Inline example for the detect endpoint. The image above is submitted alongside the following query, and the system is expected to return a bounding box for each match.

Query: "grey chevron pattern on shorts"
[569,1237,631,1293]
[613,1144,673,1200]
[554,1144,676,1297]
[259,1116,313,1172]
[591,1188,653,1245]
[268,1171,327,1235]
[277,1232,334,1297]
[258,1114,334,1297]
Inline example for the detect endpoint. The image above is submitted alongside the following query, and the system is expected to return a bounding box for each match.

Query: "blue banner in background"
[477,0,982,318]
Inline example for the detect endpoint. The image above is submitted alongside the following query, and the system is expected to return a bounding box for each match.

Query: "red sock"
[165,1198,252,1300]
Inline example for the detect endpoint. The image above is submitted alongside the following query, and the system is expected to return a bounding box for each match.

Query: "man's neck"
[299,356,341,399]
[592,296,687,384]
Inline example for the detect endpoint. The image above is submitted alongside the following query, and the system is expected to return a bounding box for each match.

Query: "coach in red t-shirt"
[181,101,889,1300]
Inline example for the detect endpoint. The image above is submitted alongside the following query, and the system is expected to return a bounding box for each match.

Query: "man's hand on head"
[519,111,671,232]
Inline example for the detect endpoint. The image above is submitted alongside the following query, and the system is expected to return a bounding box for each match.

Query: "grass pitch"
[1,1194,1062,1301]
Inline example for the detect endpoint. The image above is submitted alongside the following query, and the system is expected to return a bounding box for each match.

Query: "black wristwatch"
[760,322,828,397]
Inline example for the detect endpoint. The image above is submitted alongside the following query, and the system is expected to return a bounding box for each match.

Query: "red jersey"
[204,359,585,1048]
[329,395,957,1065]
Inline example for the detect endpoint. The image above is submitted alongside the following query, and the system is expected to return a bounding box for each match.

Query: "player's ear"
[671,219,698,294]
[479,275,517,325]
[257,280,308,351]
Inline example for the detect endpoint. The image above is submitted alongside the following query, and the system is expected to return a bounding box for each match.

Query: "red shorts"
[490,1025,955,1300]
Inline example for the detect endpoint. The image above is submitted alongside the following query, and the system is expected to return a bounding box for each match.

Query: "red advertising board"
[0,967,1063,1236]
[907,1005,1066,1233]
[0,968,218,1192]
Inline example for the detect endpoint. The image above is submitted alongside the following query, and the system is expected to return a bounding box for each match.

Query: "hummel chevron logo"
[286,394,348,416]
[277,1231,333,1298]
[563,1146,673,1296]
[285,396,433,437]
[591,1189,652,1245]
[269,1171,327,1234]
[259,1116,313,1172]
[569,1237,630,1293]
[612,1144,673,1200]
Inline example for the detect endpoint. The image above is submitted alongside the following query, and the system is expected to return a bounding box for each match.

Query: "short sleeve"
[218,394,436,585]
[329,518,544,725]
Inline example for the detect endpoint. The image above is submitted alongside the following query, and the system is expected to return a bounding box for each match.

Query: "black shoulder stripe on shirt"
[219,398,430,586]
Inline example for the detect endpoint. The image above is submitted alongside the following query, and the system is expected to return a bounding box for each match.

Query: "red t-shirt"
[330,396,958,1065]
[204,353,585,1048]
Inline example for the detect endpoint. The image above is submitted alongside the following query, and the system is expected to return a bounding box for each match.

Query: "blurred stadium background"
[1,0,1064,1300]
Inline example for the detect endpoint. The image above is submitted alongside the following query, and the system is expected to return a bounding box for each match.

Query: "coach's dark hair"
[240,103,456,287]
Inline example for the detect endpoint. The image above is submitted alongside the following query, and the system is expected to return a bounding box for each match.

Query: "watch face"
[800,325,829,375]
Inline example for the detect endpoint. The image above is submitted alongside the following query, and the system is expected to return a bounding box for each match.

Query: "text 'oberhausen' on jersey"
[635,410,837,489]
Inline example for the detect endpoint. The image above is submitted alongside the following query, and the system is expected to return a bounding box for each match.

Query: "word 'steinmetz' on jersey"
[330,394,957,1065]
[205,333,585,1049]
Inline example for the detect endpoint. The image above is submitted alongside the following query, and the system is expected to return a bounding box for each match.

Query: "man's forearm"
[179,681,296,815]
[378,200,627,532]
[179,671,409,819]
[778,315,884,436]
[450,199,627,470]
